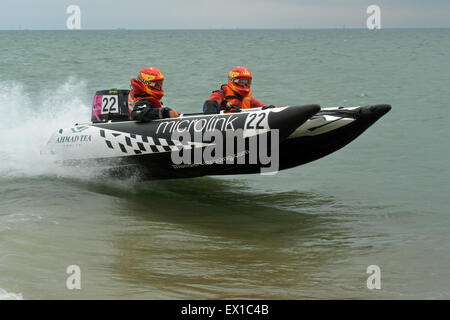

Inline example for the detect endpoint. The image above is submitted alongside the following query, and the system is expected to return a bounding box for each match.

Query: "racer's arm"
[203,90,225,114]
[132,100,178,122]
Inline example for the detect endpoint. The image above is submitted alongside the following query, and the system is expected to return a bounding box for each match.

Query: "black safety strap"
[224,95,243,101]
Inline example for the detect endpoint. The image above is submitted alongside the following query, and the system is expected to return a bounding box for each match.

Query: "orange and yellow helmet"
[228,66,252,96]
[136,67,165,99]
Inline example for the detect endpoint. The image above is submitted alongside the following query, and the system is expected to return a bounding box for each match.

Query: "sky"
[0,0,450,30]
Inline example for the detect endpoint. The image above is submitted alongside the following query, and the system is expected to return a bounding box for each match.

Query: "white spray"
[0,78,90,178]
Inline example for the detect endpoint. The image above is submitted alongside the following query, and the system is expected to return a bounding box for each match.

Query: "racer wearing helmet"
[128,67,180,122]
[203,66,274,114]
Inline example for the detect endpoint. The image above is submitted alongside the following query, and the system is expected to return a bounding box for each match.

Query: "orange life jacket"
[221,84,252,111]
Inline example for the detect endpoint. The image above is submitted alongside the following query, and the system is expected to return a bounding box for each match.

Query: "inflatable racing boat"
[42,89,391,179]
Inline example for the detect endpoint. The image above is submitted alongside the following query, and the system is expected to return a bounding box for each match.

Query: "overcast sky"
[0,0,450,30]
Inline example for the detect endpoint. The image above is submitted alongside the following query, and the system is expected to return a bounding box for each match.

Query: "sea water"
[0,29,449,299]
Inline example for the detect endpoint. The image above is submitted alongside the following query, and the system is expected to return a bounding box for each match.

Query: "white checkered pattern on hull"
[99,129,183,155]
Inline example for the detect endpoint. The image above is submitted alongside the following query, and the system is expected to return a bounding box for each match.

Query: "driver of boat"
[203,66,274,114]
[128,67,180,122]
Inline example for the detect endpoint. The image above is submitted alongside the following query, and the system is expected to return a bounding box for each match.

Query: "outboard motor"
[91,89,131,123]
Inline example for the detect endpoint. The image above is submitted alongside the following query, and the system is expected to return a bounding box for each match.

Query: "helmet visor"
[148,81,163,90]
[138,76,163,91]
[232,78,252,88]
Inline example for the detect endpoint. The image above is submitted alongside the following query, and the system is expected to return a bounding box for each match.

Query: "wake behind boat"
[42,89,391,179]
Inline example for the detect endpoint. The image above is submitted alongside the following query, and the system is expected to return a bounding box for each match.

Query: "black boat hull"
[43,104,391,180]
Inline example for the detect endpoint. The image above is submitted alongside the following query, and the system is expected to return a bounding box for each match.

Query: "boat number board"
[100,95,119,114]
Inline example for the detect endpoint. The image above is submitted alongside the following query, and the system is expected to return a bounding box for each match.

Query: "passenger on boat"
[203,66,274,114]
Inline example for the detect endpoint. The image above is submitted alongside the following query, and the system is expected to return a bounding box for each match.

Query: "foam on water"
[0,78,91,179]
[0,288,23,300]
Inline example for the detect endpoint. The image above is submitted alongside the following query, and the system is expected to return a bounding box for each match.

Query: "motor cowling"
[91,89,130,123]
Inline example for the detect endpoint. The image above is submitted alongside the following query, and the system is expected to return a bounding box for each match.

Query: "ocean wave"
[0,288,23,300]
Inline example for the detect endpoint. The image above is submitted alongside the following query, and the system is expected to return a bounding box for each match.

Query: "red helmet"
[228,66,252,96]
[132,67,165,100]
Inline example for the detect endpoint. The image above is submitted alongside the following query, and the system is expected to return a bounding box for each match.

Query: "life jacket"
[220,84,252,111]
[127,89,162,120]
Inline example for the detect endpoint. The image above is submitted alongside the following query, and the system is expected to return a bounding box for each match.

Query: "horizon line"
[1,26,450,31]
